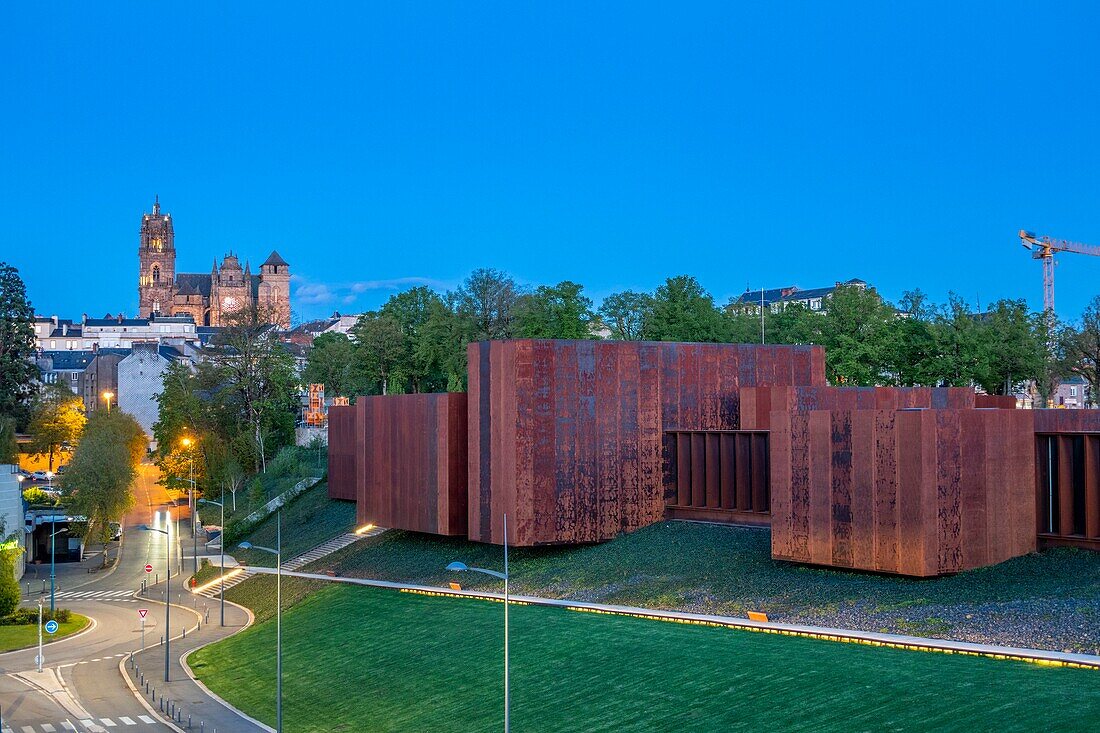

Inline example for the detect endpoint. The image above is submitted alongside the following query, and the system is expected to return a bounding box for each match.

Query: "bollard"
[140,673,144,686]
[188,714,191,728]
[159,695,163,711]
[171,701,175,717]
[42,579,46,593]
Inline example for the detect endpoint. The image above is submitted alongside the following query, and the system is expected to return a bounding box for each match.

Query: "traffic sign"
[44,620,58,634]
[138,609,148,619]
[34,654,42,665]
[144,564,153,573]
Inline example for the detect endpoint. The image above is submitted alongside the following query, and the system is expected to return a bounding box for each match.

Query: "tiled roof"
[262,250,289,267]
[175,273,213,298]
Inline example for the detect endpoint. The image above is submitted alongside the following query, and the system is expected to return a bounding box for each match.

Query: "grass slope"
[229,480,356,568]
[306,521,1100,652]
[190,583,1100,733]
[0,614,90,652]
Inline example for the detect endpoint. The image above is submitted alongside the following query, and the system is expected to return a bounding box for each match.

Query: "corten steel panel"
[974,394,1018,409]
[1087,436,1100,540]
[325,405,358,501]
[770,407,1039,577]
[348,393,468,536]
[467,340,821,545]
[830,411,853,568]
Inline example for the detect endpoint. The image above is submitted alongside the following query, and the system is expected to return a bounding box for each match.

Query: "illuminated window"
[153,265,160,283]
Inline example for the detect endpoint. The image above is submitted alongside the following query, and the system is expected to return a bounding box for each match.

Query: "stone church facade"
[137,198,291,328]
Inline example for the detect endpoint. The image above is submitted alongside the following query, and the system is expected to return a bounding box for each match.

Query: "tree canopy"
[0,262,37,426]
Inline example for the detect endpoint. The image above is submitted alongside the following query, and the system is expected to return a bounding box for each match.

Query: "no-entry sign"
[138,609,148,619]
[144,564,153,573]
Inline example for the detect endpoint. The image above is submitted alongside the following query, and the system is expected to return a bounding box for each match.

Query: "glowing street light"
[142,509,173,682]
[447,513,511,733]
[102,391,114,414]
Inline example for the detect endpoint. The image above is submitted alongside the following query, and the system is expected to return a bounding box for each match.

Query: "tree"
[352,312,407,395]
[1062,296,1100,407]
[381,287,451,392]
[599,291,652,341]
[61,411,141,567]
[27,382,86,470]
[643,276,726,342]
[203,305,299,472]
[0,262,37,426]
[515,281,594,339]
[815,284,897,385]
[416,295,468,392]
[974,300,1046,396]
[454,268,522,340]
[302,333,361,398]
[0,416,17,465]
[152,360,205,455]
[248,477,265,509]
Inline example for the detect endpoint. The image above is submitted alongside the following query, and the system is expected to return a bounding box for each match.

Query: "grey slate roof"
[262,250,289,267]
[731,278,868,307]
[175,273,213,297]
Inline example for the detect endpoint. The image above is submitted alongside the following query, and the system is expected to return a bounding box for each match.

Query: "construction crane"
[1018,229,1100,313]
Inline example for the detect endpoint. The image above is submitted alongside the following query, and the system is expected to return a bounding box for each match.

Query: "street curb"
[178,600,276,733]
[0,615,97,658]
[117,655,187,733]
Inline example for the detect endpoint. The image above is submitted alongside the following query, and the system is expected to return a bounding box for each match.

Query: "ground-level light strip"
[399,587,1098,671]
[190,567,244,595]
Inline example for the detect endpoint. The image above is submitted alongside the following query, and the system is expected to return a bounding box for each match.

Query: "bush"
[22,487,58,506]
[0,553,19,617]
[268,446,303,480]
[248,477,265,509]
[0,607,72,625]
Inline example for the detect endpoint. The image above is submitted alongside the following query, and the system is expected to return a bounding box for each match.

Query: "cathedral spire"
[152,194,160,216]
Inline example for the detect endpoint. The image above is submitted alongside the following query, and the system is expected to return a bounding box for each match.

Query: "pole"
[503,512,510,733]
[165,511,171,682]
[142,615,146,651]
[219,499,225,627]
[190,454,197,575]
[276,509,282,733]
[50,516,56,614]
[760,287,765,344]
[37,601,43,673]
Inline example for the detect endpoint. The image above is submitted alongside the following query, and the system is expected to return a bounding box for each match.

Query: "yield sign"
[144,564,153,573]
[138,609,149,619]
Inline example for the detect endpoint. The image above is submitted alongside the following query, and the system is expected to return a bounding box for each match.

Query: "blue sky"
[2,3,1100,324]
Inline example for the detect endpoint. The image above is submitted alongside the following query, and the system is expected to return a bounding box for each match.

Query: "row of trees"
[303,269,1099,404]
[153,305,300,494]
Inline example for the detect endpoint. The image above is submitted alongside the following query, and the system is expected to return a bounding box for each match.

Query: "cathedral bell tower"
[137,196,176,316]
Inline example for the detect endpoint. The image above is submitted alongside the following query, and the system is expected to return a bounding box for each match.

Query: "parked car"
[17,469,31,479]
[31,470,49,480]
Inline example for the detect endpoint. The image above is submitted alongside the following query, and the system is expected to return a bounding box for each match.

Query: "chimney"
[62,323,68,336]
[82,313,88,325]
[117,313,124,324]
[51,315,58,328]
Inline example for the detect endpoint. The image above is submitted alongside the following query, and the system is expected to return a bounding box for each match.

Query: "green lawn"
[0,613,90,652]
[190,583,1100,733]
[303,520,1100,652]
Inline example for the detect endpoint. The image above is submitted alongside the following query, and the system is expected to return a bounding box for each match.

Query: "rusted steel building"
[328,339,1100,577]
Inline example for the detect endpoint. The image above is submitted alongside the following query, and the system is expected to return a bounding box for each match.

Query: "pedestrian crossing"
[1,715,158,733]
[48,590,136,602]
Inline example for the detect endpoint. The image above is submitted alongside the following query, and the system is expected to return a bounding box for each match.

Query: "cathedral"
[137,198,291,328]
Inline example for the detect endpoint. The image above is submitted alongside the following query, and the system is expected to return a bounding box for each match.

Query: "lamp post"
[239,509,282,733]
[198,497,226,627]
[446,513,510,733]
[47,525,65,613]
[143,510,173,682]
[181,437,197,574]
[102,390,114,415]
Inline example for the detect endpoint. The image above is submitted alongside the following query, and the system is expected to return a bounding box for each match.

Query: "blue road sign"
[44,619,58,634]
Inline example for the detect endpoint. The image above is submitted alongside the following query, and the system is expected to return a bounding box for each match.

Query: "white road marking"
[42,726,57,732]
[20,725,36,733]
[116,718,135,726]
[136,718,154,725]
[99,720,116,727]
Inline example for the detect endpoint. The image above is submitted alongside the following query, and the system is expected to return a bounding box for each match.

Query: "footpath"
[120,578,271,733]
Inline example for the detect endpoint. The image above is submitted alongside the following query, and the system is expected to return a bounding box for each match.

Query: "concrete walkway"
[121,579,271,733]
[246,565,1100,670]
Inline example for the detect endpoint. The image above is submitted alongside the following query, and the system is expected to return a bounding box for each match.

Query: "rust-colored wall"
[329,393,468,535]
[740,386,978,431]
[467,340,826,545]
[326,405,357,501]
[770,408,1036,576]
[1032,409,1100,550]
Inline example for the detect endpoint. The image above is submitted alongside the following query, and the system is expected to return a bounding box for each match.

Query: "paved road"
[0,464,208,733]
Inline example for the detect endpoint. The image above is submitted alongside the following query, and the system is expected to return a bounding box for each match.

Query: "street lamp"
[239,509,282,733]
[47,525,65,614]
[180,437,197,574]
[198,497,226,627]
[446,513,511,733]
[102,391,114,414]
[142,509,173,682]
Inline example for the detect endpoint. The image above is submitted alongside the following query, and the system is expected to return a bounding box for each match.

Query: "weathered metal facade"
[466,340,825,545]
[326,338,1100,576]
[328,393,468,535]
[769,408,1038,577]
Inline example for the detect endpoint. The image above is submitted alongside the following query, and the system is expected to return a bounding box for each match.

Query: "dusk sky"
[3,3,1099,324]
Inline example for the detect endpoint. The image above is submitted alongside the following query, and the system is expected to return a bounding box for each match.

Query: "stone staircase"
[283,527,386,571]
[192,526,386,597]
